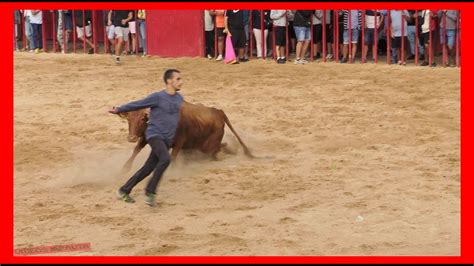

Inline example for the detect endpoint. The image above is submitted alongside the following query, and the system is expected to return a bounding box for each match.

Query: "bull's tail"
[221,111,255,158]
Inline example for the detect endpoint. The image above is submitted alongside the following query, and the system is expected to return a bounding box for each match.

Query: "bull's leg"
[207,130,226,161]
[221,142,237,155]
[170,139,185,161]
[122,137,147,173]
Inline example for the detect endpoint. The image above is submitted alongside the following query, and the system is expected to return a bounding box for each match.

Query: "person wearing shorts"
[341,10,362,63]
[419,10,437,66]
[271,10,289,64]
[364,10,383,62]
[438,10,458,66]
[293,10,312,64]
[128,12,137,54]
[108,10,133,64]
[225,10,248,63]
[390,10,410,64]
[210,10,225,61]
[74,10,95,54]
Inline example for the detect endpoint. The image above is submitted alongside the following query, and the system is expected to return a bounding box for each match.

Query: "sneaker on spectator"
[420,61,429,66]
[340,57,348,63]
[115,56,121,65]
[216,54,223,61]
[207,54,212,60]
[294,58,304,65]
[301,58,309,64]
[326,54,333,60]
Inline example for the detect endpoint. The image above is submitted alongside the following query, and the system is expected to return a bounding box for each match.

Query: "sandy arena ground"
[14,52,460,256]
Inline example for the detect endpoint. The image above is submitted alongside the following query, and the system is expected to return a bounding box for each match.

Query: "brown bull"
[117,101,254,172]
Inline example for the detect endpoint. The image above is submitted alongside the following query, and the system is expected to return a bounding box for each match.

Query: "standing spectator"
[137,9,146,57]
[407,10,425,60]
[73,10,95,54]
[287,10,296,54]
[252,10,271,59]
[363,10,384,63]
[57,10,73,54]
[210,10,225,61]
[204,10,214,59]
[438,10,458,66]
[419,9,438,66]
[225,10,248,63]
[293,10,313,64]
[322,10,333,60]
[23,10,34,52]
[242,10,250,60]
[128,11,137,54]
[311,10,324,59]
[341,10,362,63]
[30,10,43,54]
[104,9,115,54]
[271,10,289,64]
[108,10,133,64]
[390,10,410,65]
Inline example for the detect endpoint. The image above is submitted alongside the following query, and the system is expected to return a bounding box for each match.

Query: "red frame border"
[4,2,471,263]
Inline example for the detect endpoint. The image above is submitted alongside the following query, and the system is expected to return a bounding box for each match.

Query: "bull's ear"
[118,112,128,119]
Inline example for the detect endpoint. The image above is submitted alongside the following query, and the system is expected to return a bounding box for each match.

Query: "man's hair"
[163,69,180,84]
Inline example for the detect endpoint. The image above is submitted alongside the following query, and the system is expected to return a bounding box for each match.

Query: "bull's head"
[118,109,149,142]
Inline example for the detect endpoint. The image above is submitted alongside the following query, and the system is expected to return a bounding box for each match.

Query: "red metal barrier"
[21,11,26,50]
[401,10,405,64]
[456,10,460,67]
[374,10,378,64]
[82,10,86,54]
[104,11,109,54]
[42,11,47,52]
[348,10,352,63]
[214,13,218,58]
[272,21,276,60]
[249,11,253,60]
[310,13,314,62]
[322,10,326,62]
[92,10,97,53]
[442,11,447,67]
[260,10,265,59]
[386,10,391,64]
[52,11,57,52]
[335,10,339,63]
[135,10,139,55]
[415,10,419,65]
[429,11,432,66]
[361,9,365,64]
[285,11,289,59]
[72,12,76,53]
